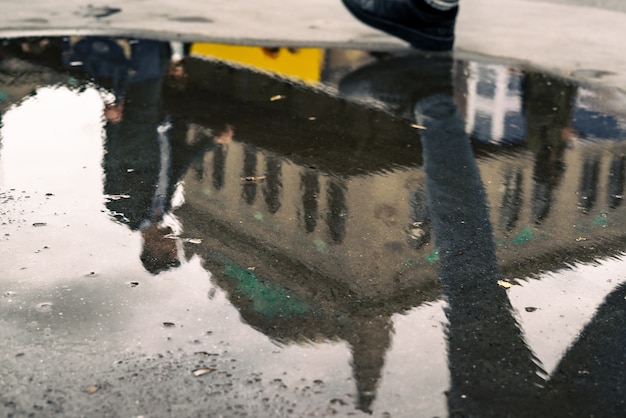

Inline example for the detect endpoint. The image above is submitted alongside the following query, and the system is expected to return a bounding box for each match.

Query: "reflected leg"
[416,95,545,416]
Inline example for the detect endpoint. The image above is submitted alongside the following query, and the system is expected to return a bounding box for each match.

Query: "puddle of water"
[1,36,625,417]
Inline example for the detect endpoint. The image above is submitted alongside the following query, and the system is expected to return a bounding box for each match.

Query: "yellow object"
[191,44,324,84]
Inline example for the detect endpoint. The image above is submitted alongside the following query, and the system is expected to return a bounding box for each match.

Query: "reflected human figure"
[94,37,232,274]
[417,94,625,416]
[417,95,544,415]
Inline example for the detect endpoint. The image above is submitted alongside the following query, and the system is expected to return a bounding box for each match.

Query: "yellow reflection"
[191,44,324,84]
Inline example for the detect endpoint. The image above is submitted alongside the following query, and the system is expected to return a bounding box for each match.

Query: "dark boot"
[342,0,458,51]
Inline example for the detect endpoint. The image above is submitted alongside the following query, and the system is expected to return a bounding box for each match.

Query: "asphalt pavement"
[0,0,625,90]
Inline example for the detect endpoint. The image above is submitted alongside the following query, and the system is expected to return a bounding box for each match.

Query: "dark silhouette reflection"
[418,95,625,416]
[523,73,576,224]
[97,40,179,274]
[326,179,348,243]
[263,156,283,214]
[78,37,231,274]
[418,95,544,415]
[301,169,320,233]
[241,145,258,205]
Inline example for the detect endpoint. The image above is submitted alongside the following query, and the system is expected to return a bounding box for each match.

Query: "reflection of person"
[417,95,543,415]
[66,37,171,103]
[341,0,459,51]
[94,37,232,274]
[417,94,625,416]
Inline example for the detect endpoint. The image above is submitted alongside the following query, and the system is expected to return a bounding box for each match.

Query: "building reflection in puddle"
[1,37,625,416]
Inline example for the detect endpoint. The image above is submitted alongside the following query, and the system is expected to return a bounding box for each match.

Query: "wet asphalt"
[1,2,626,418]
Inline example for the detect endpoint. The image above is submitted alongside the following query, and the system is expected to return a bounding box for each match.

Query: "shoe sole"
[342,0,454,51]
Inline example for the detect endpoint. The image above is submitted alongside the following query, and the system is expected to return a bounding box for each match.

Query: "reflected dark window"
[263,156,283,214]
[578,157,601,213]
[499,170,524,231]
[241,145,258,205]
[300,170,320,233]
[212,144,227,190]
[326,179,348,243]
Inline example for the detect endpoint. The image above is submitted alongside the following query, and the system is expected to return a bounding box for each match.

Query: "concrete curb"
[1,0,624,90]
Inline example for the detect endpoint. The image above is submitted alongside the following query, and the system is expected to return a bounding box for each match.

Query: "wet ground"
[1,38,625,417]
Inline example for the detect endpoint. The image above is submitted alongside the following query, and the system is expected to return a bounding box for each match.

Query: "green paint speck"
[513,226,534,245]
[224,260,310,318]
[314,238,328,254]
[427,248,439,263]
[593,213,607,227]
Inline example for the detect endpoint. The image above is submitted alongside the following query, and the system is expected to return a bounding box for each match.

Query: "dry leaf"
[192,367,215,377]
[240,176,267,182]
[84,385,99,394]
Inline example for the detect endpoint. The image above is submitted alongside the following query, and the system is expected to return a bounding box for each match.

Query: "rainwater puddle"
[1,37,625,417]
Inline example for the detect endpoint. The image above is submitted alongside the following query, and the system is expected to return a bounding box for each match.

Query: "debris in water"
[105,194,130,200]
[410,124,427,130]
[32,222,47,227]
[162,322,176,328]
[163,234,202,244]
[192,367,215,377]
[270,95,286,101]
[35,302,53,312]
[240,175,267,182]
[497,280,512,289]
[129,282,139,287]
[83,385,99,394]
[576,237,588,242]
[525,307,538,312]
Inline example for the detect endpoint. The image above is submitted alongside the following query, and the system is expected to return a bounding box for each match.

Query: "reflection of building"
[163,55,626,411]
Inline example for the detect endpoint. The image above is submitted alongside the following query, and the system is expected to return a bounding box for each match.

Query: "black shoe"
[342,0,458,51]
